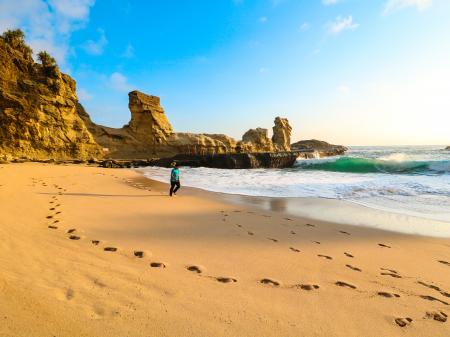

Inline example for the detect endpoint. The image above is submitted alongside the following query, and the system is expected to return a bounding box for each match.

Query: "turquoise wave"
[296,157,450,175]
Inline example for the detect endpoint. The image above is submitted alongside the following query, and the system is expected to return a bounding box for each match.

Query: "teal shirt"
[170,168,180,182]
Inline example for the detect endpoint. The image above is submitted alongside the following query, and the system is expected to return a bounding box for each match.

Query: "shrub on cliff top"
[38,51,57,67]
[1,28,33,57]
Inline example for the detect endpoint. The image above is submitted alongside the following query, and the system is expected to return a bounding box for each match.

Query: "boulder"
[272,117,292,151]
[291,139,347,157]
[240,128,274,152]
[445,146,450,151]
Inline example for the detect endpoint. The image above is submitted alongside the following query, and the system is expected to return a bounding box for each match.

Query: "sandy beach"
[1,162,449,337]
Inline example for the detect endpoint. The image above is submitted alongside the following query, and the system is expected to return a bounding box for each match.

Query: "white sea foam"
[138,146,450,228]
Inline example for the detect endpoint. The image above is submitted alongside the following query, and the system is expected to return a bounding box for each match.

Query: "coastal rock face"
[240,128,274,152]
[272,117,292,151]
[127,91,173,144]
[0,33,102,160]
[291,139,348,157]
[445,146,450,150]
[81,90,239,158]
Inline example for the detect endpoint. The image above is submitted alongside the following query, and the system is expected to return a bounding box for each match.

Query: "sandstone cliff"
[240,128,274,152]
[0,30,102,160]
[272,117,291,151]
[79,90,239,159]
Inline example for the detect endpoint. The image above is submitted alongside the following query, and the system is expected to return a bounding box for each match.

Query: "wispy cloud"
[299,22,310,32]
[109,72,133,92]
[0,0,95,69]
[383,0,432,14]
[121,43,134,58]
[82,28,107,55]
[327,16,359,34]
[322,0,339,6]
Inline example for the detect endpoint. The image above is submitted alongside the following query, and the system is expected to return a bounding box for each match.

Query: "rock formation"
[291,139,348,157]
[240,128,274,153]
[79,90,239,159]
[445,146,450,151]
[0,30,102,160]
[272,117,292,151]
[0,29,346,164]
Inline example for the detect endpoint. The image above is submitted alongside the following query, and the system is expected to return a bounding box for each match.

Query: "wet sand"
[0,163,449,337]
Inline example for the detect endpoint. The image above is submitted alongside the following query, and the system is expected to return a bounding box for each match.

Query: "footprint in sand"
[290,231,296,235]
[53,220,59,224]
[284,218,293,221]
[56,211,61,214]
[46,215,53,219]
[345,264,362,272]
[312,241,321,245]
[420,295,449,306]
[381,272,402,279]
[48,225,58,229]
[335,281,356,289]
[318,254,333,260]
[378,243,391,248]
[150,262,166,268]
[289,247,300,253]
[438,260,450,267]
[186,265,203,274]
[65,288,75,300]
[339,231,351,235]
[247,231,254,236]
[344,252,354,258]
[91,240,100,245]
[104,247,117,252]
[217,277,237,283]
[260,278,280,287]
[49,207,55,210]
[297,284,320,291]
[267,238,278,243]
[134,251,145,258]
[425,311,448,323]
[417,281,450,298]
[395,317,413,327]
[378,292,400,298]
[67,229,76,234]
[69,235,80,240]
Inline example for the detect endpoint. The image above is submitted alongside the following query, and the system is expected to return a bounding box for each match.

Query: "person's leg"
[173,181,180,194]
[169,182,175,196]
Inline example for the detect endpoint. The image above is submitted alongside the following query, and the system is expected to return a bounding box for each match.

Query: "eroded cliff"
[0,30,102,160]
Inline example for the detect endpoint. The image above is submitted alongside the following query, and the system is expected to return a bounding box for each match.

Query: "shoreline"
[1,162,449,337]
[138,169,450,238]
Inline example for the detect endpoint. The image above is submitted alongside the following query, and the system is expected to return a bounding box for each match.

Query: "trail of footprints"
[40,189,448,329]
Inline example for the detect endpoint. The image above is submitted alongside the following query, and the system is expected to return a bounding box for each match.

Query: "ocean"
[140,146,450,224]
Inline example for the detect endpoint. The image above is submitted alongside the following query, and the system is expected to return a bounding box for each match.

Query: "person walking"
[169,162,181,196]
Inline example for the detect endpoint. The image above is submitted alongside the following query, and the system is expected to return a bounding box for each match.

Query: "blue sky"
[1,0,449,145]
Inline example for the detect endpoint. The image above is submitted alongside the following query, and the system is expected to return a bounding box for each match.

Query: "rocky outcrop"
[272,117,291,151]
[445,146,450,151]
[291,139,347,157]
[153,152,300,169]
[0,31,102,160]
[239,128,274,152]
[80,90,239,158]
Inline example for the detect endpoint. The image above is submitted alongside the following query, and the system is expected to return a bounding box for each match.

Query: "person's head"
[171,161,179,168]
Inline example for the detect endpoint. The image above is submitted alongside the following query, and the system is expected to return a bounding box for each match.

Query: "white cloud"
[383,0,432,14]
[322,0,339,5]
[327,16,359,34]
[121,43,134,58]
[109,72,133,93]
[299,22,310,32]
[259,16,268,24]
[0,0,95,69]
[82,28,107,55]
